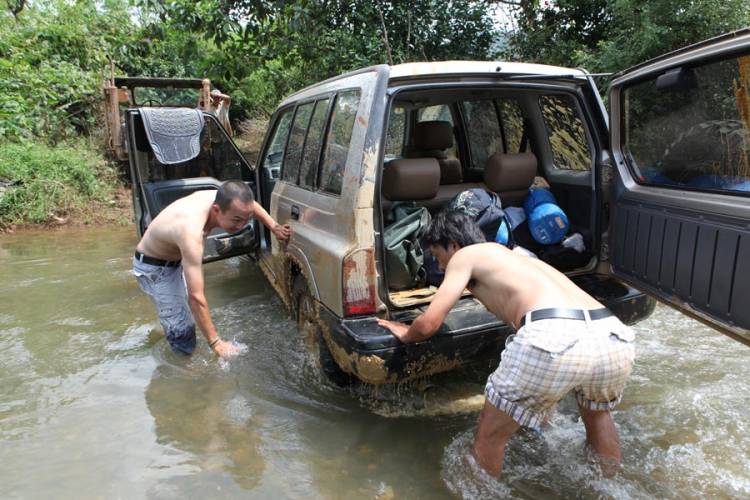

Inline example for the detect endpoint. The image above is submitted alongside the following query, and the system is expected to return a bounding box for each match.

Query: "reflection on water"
[1,226,749,499]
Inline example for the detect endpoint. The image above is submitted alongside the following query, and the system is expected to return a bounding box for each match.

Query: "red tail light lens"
[342,247,377,316]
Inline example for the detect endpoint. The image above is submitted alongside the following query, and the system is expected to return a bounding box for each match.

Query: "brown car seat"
[482,152,538,207]
[403,121,462,185]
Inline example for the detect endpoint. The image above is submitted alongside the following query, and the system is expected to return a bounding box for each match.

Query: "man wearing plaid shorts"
[378,211,635,478]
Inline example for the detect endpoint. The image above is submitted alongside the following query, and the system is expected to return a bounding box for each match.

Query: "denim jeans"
[133,257,196,355]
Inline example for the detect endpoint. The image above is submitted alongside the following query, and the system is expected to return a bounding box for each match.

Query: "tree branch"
[376,1,394,66]
[6,0,26,21]
[405,11,411,63]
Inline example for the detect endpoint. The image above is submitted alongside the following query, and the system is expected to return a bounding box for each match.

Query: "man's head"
[423,211,485,270]
[212,181,255,234]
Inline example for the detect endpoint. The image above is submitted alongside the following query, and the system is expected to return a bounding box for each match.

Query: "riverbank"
[1,181,133,233]
[1,119,266,234]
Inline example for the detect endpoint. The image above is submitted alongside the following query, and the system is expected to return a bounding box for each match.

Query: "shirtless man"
[377,211,635,478]
[133,180,290,357]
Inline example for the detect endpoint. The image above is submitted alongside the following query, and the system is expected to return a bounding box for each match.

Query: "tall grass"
[0,140,118,229]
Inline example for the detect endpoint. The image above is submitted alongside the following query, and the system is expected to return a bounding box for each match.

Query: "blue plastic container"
[524,189,569,245]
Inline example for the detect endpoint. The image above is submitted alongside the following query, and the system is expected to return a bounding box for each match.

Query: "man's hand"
[377,318,412,343]
[272,223,291,245]
[212,339,243,357]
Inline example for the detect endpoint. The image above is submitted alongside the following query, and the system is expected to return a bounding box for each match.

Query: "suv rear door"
[608,29,750,345]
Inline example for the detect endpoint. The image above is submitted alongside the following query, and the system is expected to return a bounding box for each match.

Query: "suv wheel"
[292,276,351,387]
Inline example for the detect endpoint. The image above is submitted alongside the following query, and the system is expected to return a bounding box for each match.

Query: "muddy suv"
[129,30,750,385]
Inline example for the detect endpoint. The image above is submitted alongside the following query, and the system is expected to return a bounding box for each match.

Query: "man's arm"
[251,201,290,244]
[377,253,473,343]
[181,233,240,357]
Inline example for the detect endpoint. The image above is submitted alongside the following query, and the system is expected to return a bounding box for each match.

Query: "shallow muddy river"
[1,226,749,499]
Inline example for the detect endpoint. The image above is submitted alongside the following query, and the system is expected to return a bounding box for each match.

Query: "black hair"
[422,210,486,250]
[215,180,254,212]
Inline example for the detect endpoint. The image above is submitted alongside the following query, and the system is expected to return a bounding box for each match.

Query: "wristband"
[208,337,221,349]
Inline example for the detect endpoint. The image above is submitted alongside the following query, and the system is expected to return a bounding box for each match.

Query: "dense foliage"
[0,0,499,140]
[500,0,750,78]
[0,0,748,227]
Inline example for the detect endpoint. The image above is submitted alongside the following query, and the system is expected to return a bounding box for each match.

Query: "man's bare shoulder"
[455,242,512,261]
[156,192,213,222]
[454,243,536,278]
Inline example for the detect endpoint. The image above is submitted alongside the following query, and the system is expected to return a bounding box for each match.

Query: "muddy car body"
[129,30,750,385]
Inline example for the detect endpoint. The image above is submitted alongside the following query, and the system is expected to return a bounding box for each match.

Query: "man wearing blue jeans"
[133,180,290,357]
[377,211,635,478]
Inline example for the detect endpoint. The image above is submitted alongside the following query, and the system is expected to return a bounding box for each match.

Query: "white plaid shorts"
[485,315,636,428]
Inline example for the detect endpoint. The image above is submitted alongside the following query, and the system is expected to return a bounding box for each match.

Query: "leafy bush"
[0,141,118,228]
[0,2,135,143]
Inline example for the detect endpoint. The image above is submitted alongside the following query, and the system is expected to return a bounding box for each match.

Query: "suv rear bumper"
[319,275,656,384]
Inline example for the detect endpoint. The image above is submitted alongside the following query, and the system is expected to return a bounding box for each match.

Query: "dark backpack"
[446,188,512,245]
[424,189,512,288]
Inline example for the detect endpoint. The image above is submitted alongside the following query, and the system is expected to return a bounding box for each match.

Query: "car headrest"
[483,153,538,193]
[382,158,441,201]
[413,121,454,151]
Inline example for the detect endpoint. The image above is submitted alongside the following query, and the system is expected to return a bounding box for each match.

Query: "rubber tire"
[292,276,351,387]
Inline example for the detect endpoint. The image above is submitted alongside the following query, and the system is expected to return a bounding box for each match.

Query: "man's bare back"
[454,243,603,330]
[377,242,603,344]
[136,191,216,262]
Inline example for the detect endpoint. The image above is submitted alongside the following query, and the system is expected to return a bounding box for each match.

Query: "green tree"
[292,0,498,72]
[0,0,138,141]
[500,0,750,74]
[131,0,499,124]
[137,0,498,82]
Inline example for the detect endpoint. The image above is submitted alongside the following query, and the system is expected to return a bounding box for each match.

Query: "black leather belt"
[135,251,181,268]
[519,307,614,328]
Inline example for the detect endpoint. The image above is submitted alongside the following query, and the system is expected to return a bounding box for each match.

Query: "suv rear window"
[622,55,750,192]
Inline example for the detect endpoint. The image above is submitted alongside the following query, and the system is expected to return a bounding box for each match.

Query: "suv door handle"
[291,205,300,221]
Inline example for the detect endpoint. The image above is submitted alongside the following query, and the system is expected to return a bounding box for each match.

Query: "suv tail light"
[342,248,376,316]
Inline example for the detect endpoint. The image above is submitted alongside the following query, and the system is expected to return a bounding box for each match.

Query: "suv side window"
[461,98,525,176]
[539,94,591,171]
[385,106,406,159]
[462,100,503,174]
[282,102,314,184]
[417,104,452,122]
[262,108,294,175]
[298,98,330,190]
[498,98,525,153]
[622,56,750,192]
[319,90,361,196]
